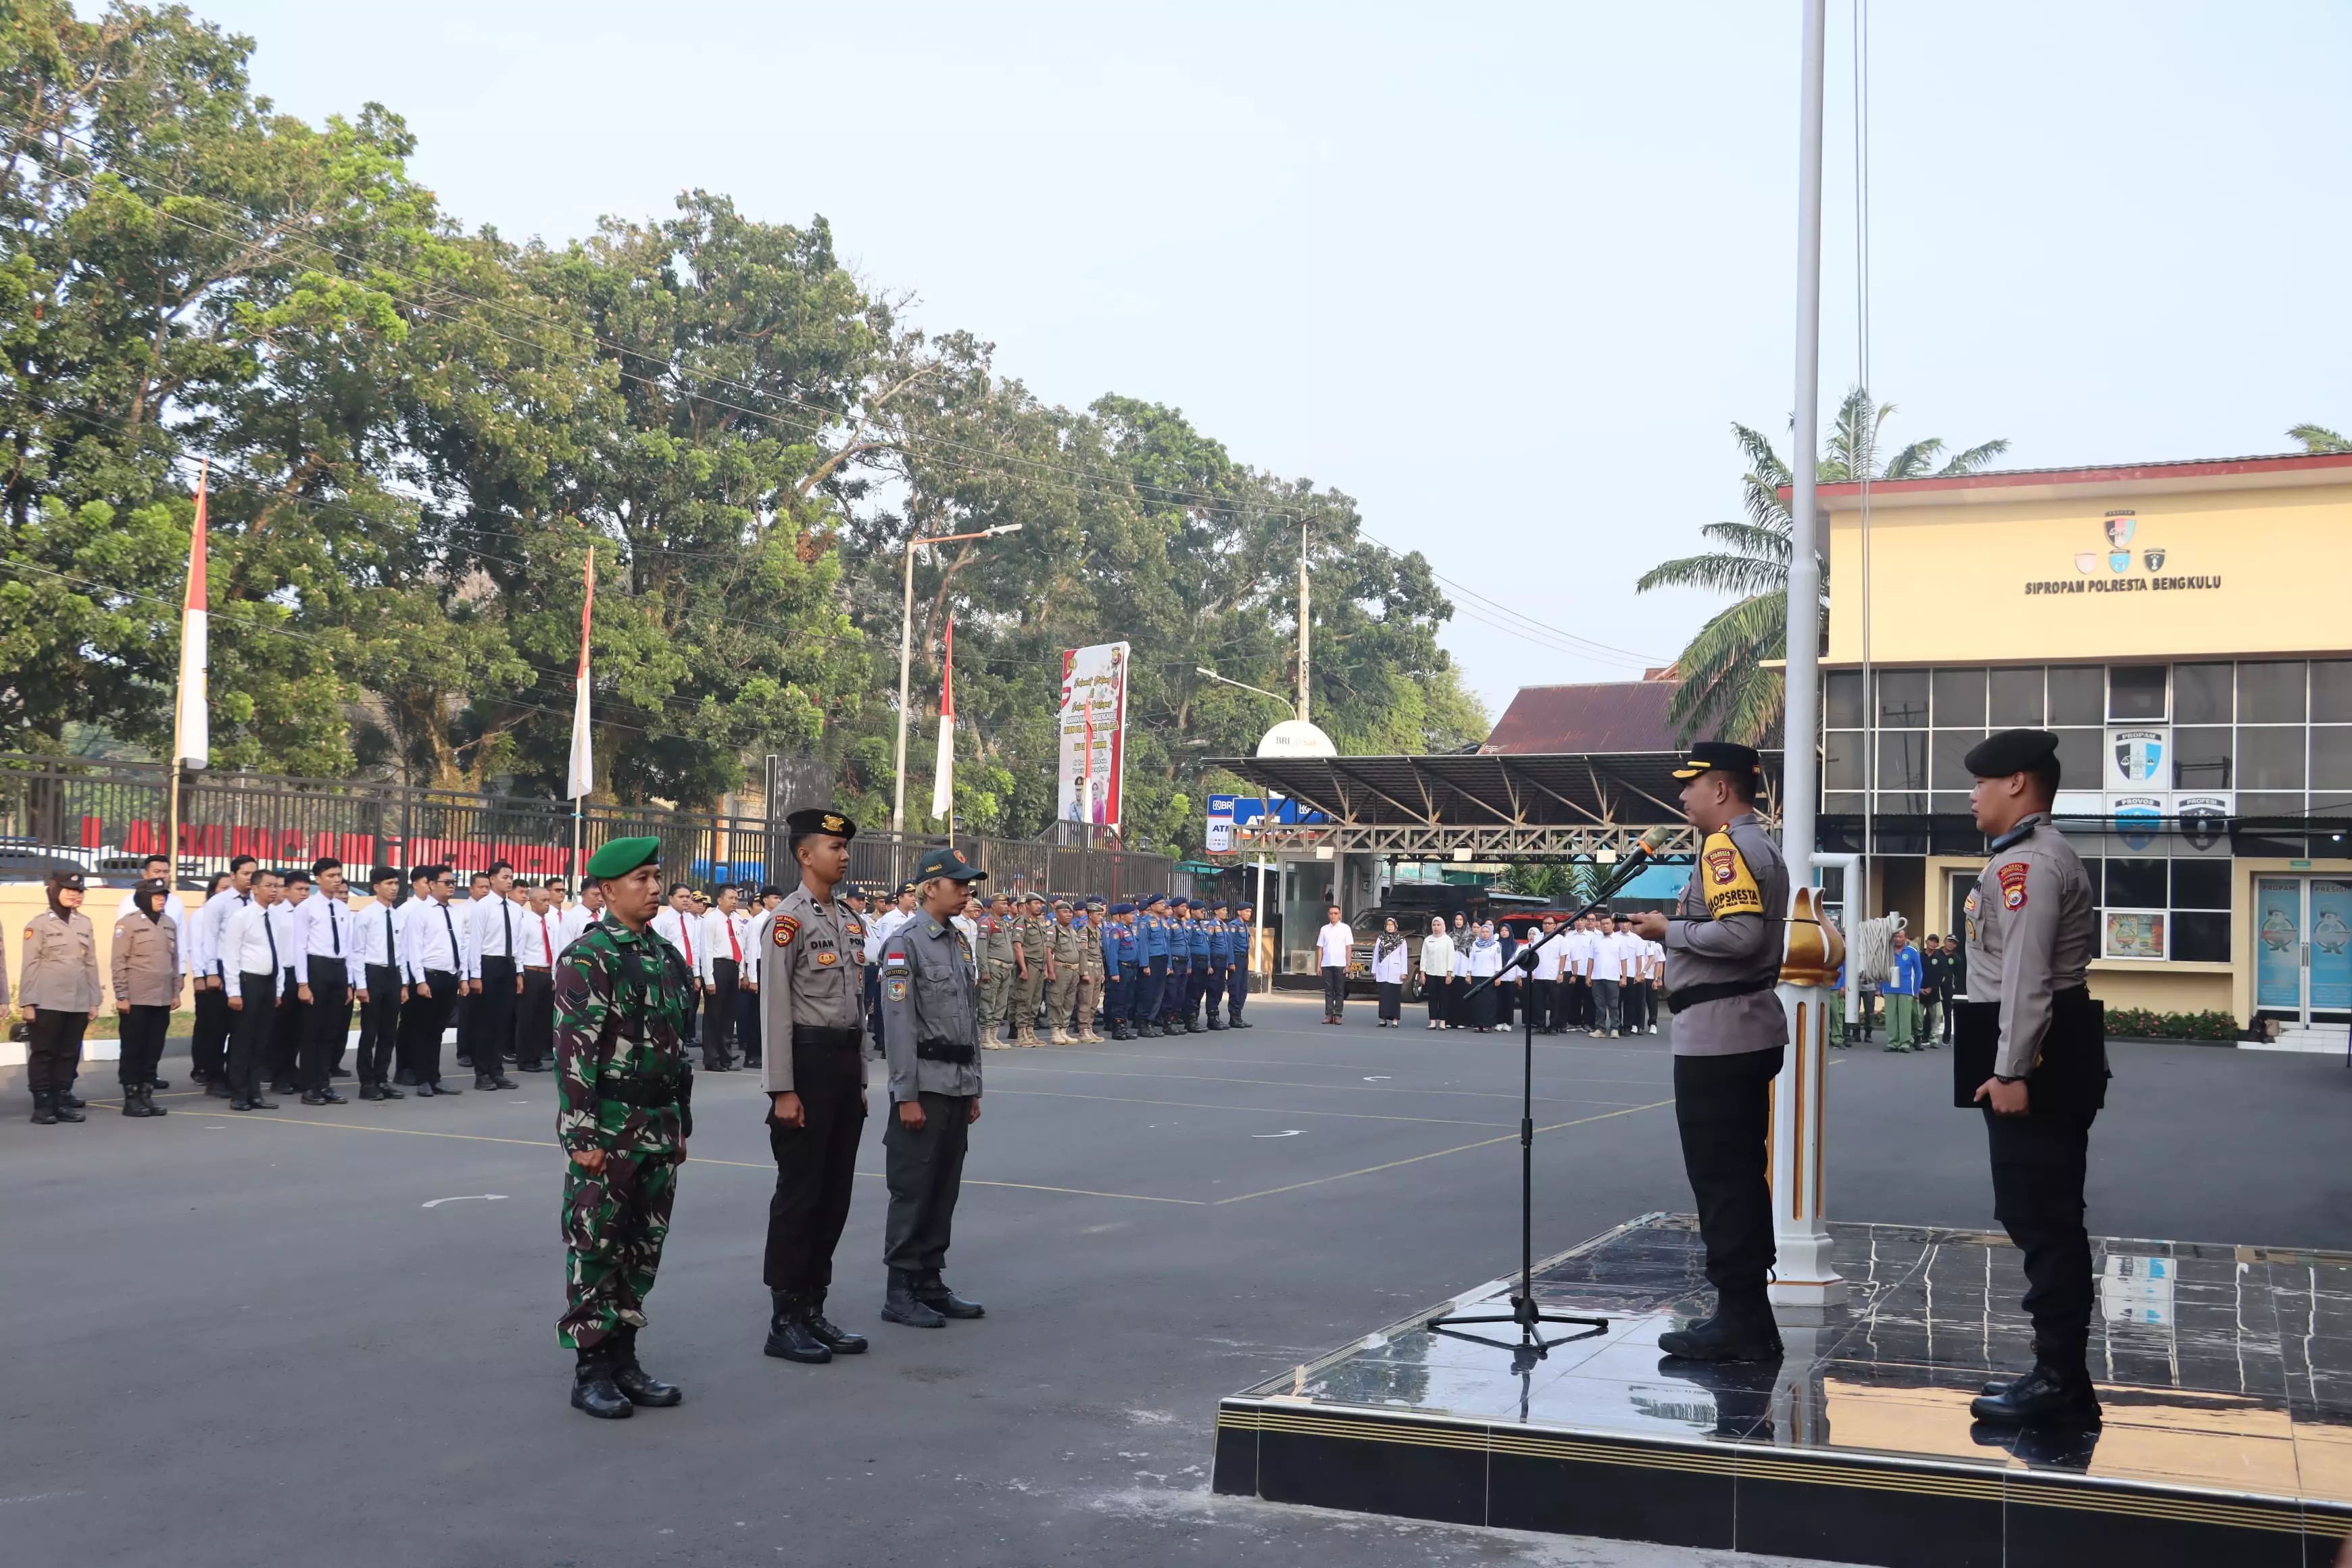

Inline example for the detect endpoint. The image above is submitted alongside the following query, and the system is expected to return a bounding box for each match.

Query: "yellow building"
[1817,450,2352,1043]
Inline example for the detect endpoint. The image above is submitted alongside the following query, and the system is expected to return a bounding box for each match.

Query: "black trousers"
[1986,1108,2098,1365]
[474,956,518,1075]
[192,982,231,1079]
[271,971,307,1085]
[118,1003,172,1088]
[883,1090,971,1275]
[24,1008,89,1094]
[401,969,460,1085]
[1321,964,1346,1018]
[1377,981,1402,1021]
[1423,975,1448,1025]
[738,983,762,1066]
[515,968,554,1069]
[1226,960,1248,1021]
[356,964,403,1085]
[303,956,351,1093]
[706,958,738,1069]
[1673,1046,1785,1304]
[228,975,281,1100]
[762,1041,867,1295]
[1532,978,1557,1031]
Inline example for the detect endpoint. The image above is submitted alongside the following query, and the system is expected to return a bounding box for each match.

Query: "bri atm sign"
[1205,794,1326,853]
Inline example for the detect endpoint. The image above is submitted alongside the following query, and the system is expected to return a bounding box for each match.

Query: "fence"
[0,755,1175,902]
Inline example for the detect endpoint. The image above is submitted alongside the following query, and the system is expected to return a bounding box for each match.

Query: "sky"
[179,0,2352,720]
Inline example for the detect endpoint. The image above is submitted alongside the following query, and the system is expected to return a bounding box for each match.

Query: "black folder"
[1953,989,2109,1111]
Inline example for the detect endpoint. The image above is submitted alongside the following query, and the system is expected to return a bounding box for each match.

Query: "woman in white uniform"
[1417,917,1454,1031]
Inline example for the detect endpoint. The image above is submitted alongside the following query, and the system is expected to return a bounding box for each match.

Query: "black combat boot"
[764,1290,832,1363]
[1206,1016,1227,1031]
[56,1087,87,1110]
[570,1344,633,1419]
[1657,1294,1782,1363]
[207,1079,232,1098]
[49,1088,86,1123]
[806,1294,868,1355]
[1969,1350,2100,1428]
[881,1269,946,1328]
[610,1327,683,1406]
[141,1085,169,1116]
[915,1271,985,1320]
[30,1090,58,1125]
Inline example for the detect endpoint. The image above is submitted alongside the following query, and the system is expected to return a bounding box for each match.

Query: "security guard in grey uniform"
[758,808,873,1365]
[875,846,989,1328]
[1957,729,2106,1429]
[1632,741,1789,1363]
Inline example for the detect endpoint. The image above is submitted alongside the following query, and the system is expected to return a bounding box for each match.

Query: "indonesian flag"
[929,616,955,822]
[566,548,595,800]
[174,461,210,770]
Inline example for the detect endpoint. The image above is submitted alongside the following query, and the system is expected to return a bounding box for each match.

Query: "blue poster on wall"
[2311,880,2352,1012]
[2255,879,2302,1011]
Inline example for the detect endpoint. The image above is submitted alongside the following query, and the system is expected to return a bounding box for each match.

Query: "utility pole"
[1296,522,1310,725]
[891,522,1023,835]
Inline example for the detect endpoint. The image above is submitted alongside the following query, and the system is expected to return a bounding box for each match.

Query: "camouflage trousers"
[558,1150,679,1351]
[979,960,1013,1031]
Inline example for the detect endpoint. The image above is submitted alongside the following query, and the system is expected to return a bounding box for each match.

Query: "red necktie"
[679,914,693,966]
[539,914,551,964]
[727,917,741,962]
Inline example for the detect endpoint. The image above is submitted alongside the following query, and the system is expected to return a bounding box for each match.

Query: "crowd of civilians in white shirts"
[1329,908,1665,1037]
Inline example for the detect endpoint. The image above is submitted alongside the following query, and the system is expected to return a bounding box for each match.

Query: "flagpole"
[170,459,211,889]
[569,546,596,883]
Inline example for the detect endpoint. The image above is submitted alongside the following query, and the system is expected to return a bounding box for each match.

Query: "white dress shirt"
[650,906,700,973]
[558,904,597,952]
[401,895,474,984]
[352,898,406,973]
[1531,931,1567,981]
[1644,937,1666,980]
[1315,921,1355,967]
[221,900,291,993]
[294,892,364,985]
[1371,938,1410,984]
[470,892,522,963]
[518,904,566,968]
[267,900,304,979]
[702,907,752,981]
[193,888,250,979]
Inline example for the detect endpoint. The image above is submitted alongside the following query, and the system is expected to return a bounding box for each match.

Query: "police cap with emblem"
[1963,728,2061,781]
[784,807,857,846]
[895,881,918,898]
[912,845,986,883]
[585,835,662,879]
[1671,740,1763,783]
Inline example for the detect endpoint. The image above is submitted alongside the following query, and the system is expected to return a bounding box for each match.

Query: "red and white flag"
[565,548,595,800]
[174,461,210,770]
[929,616,955,822]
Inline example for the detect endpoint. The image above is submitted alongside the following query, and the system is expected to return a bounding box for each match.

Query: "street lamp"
[893,522,1022,834]
[1195,666,1298,719]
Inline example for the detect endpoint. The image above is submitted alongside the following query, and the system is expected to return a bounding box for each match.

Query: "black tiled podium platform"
[1212,1215,2352,1567]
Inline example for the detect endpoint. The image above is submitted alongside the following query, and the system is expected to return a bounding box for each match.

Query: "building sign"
[2026,512,2221,597]
[2103,727,2172,791]
[1058,643,1128,829]
[1205,793,1327,853]
[2105,795,2165,851]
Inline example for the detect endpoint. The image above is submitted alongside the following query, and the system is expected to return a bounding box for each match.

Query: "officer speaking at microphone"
[1957,729,2107,1430]
[1630,740,1788,1364]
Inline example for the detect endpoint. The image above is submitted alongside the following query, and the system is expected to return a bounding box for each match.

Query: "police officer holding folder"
[1957,729,2106,1430]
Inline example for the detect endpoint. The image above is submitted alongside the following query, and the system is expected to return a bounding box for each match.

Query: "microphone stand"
[1424,846,1676,1367]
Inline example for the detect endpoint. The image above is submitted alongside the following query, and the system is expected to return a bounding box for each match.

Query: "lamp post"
[893,523,1022,835]
[1195,664,1297,1014]
[1194,666,1298,720]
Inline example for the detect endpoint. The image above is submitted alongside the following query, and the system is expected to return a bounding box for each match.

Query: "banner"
[1058,641,1128,829]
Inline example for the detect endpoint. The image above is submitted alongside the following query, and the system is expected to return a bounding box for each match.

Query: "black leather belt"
[792,1025,864,1051]
[597,1073,683,1108]
[1665,976,1776,1014]
[915,1037,975,1065]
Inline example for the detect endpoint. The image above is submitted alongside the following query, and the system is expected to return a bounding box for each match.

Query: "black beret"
[1963,729,2061,779]
[1671,740,1763,781]
[783,807,857,841]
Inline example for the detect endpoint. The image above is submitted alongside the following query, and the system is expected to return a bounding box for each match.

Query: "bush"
[2102,1006,2239,1042]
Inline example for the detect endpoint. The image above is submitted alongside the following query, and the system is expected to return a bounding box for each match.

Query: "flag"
[929,616,955,822]
[566,548,595,800]
[174,460,210,770]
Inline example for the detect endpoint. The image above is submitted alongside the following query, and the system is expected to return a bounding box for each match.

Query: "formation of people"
[1338,908,1665,1035]
[974,893,1256,1044]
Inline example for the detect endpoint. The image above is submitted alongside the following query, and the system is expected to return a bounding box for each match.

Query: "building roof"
[1795,450,2352,509]
[1482,679,1681,756]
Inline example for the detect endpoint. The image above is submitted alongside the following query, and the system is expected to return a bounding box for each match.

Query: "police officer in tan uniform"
[758,808,873,1365]
[1045,899,1085,1044]
[1630,741,1789,1363]
[977,891,1015,1043]
[19,870,103,1125]
[1074,898,1107,1043]
[1009,893,1047,1046]
[112,877,181,1119]
[1957,729,2106,1429]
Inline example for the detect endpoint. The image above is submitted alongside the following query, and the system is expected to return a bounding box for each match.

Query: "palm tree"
[2289,423,2349,454]
[1638,388,2009,745]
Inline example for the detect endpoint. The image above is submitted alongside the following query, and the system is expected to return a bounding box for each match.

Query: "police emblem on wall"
[2104,727,2172,792]
[2143,547,2166,571]
[2105,514,2136,548]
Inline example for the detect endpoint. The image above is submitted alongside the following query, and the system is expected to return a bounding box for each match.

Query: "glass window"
[2237,728,2306,792]
[2106,858,2167,908]
[2107,664,2167,720]
[2236,793,2305,821]
[1826,670,1865,728]
[2239,662,2308,724]
[2316,662,2352,724]
[1878,731,1929,794]
[1823,731,1865,791]
[1932,668,1986,728]
[2048,666,2104,725]
[1989,667,2044,727]
[2170,858,2228,910]
[2313,728,2352,790]
[2172,726,2233,790]
[2174,662,2233,725]
[2080,858,2103,904]
[1931,731,1988,791]
[1876,670,1930,729]
[2172,912,2229,963]
[2051,729,2102,793]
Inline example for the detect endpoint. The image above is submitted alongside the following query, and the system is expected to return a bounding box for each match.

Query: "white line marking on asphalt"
[1362,1075,1391,1081]
[420,1194,509,1208]
[1250,1130,1304,1138]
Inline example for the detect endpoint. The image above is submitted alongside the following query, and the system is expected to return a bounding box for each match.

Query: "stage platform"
[1212,1214,2352,1567]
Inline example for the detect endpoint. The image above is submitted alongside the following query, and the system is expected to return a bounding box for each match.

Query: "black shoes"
[915,1271,985,1319]
[56,1089,87,1110]
[881,1269,946,1328]
[1231,1017,1253,1029]
[120,1087,168,1117]
[476,1075,517,1090]
[30,1091,60,1125]
[570,1347,634,1419]
[610,1327,682,1406]
[246,1094,280,1110]
[1969,1362,2101,1428]
[301,1092,328,1106]
[764,1292,834,1363]
[1658,1299,1783,1363]
[1206,1019,1227,1031]
[1185,1021,1206,1034]
[520,1062,550,1073]
[807,1298,868,1355]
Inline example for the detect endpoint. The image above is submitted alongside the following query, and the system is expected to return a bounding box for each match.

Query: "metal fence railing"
[0,755,1177,898]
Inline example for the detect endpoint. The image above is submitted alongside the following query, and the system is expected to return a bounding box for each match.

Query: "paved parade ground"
[6,994,2348,1568]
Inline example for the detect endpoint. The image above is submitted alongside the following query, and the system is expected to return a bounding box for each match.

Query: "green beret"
[586,835,662,879]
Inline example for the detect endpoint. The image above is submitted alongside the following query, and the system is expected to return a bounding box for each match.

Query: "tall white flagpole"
[567,548,595,881]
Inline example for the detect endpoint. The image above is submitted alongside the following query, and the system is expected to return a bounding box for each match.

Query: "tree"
[1638,387,2009,745]
[2289,423,2349,454]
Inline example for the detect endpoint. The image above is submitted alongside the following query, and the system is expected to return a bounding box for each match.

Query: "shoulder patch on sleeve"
[881,944,910,975]
[772,914,800,947]
[1996,862,2031,910]
[1700,831,1763,918]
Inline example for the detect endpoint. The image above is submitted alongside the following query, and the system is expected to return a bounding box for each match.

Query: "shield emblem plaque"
[2144,547,2166,571]
[2105,515,2137,547]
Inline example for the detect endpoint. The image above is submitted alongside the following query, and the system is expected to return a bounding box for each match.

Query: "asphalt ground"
[5,993,2349,1568]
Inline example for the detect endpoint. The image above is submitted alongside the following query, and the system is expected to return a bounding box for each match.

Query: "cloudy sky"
[188,0,2352,716]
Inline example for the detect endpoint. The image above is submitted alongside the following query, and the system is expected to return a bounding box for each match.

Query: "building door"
[2253,877,2352,1024]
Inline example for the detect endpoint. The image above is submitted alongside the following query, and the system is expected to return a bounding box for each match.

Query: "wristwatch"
[1994,1073,2026,1085]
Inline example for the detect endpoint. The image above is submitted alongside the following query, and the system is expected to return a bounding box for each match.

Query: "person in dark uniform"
[1102,904,1135,1039]
[875,846,989,1328]
[1227,901,1255,1028]
[1630,741,1789,1363]
[1135,894,1170,1037]
[758,809,874,1365]
[1959,730,2106,1429]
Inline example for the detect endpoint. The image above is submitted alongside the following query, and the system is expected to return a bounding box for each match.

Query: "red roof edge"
[1775,449,2352,504]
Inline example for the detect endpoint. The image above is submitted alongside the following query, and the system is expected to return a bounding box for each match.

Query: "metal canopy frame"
[1208,751,1784,861]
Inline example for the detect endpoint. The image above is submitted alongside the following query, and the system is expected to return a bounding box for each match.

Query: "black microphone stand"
[1423,848,1675,1368]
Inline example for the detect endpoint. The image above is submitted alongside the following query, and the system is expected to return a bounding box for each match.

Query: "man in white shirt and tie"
[1315,905,1354,1024]
[514,879,566,1073]
[351,866,407,1100]
[465,860,523,1089]
[190,860,254,1096]
[220,868,289,1111]
[398,863,477,1096]
[739,883,781,1067]
[291,856,360,1106]
[699,884,750,1073]
[649,881,706,1060]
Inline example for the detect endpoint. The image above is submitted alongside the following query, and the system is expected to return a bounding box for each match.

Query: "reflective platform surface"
[1213,1215,2352,1567]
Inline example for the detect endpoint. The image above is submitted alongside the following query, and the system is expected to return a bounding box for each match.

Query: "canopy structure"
[1206,750,1785,860]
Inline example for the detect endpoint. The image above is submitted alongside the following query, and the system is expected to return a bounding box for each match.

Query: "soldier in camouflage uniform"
[1010,893,1047,1046]
[556,835,695,1420]
[1044,900,1084,1044]
[977,891,1015,1044]
[1073,898,1106,1043]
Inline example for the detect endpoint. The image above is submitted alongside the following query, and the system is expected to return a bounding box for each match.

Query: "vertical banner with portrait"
[1058,642,1128,829]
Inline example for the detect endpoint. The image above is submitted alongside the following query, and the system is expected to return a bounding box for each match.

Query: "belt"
[522,964,550,974]
[791,1025,864,1051]
[596,1072,684,1108]
[1665,976,1776,1014]
[915,1037,976,1065]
